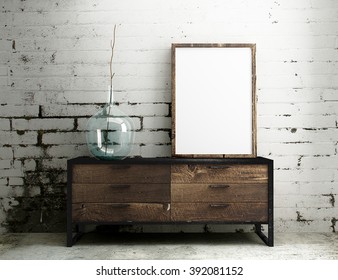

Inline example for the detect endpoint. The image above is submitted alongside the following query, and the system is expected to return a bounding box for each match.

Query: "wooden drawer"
[171,164,268,184]
[171,203,268,222]
[73,183,170,203]
[72,203,171,223]
[72,164,170,184]
[171,183,267,203]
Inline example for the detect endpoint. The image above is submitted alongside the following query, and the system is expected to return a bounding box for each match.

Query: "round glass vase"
[86,88,134,160]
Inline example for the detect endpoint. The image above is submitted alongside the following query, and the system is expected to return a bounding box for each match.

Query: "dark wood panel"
[171,183,267,203]
[171,164,268,183]
[72,164,170,183]
[72,183,170,203]
[171,203,268,222]
[72,203,171,223]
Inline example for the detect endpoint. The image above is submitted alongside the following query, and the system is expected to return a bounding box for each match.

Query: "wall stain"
[284,141,311,144]
[296,211,313,225]
[297,156,303,167]
[50,51,56,63]
[4,196,66,232]
[73,118,78,130]
[20,55,31,64]
[322,194,335,207]
[23,92,35,104]
[4,164,67,232]
[331,218,336,232]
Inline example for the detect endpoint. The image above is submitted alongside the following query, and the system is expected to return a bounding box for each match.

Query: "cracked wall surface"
[0,0,337,233]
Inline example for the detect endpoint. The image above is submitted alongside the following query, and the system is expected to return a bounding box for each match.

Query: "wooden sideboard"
[67,157,273,247]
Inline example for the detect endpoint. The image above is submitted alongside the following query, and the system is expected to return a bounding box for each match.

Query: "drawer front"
[72,164,170,184]
[73,183,170,203]
[171,203,268,222]
[171,183,267,203]
[72,203,171,223]
[171,164,268,184]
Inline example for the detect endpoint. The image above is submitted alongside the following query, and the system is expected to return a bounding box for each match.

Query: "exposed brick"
[259,142,335,156]
[76,117,142,131]
[0,39,11,51]
[298,182,335,195]
[13,146,44,159]
[134,131,170,144]
[117,91,171,103]
[46,144,90,158]
[300,155,338,169]
[258,128,338,143]
[140,144,171,158]
[276,168,335,182]
[0,105,39,117]
[259,116,337,129]
[0,77,7,86]
[0,51,10,65]
[59,90,108,104]
[12,118,74,131]
[0,67,8,76]
[42,158,67,170]
[321,89,338,101]
[0,132,37,145]
[0,187,23,199]
[41,104,101,117]
[0,147,13,160]
[9,177,24,186]
[143,117,171,130]
[0,168,24,177]
[0,119,11,130]
[22,159,37,171]
[118,104,169,117]
[42,132,86,145]
[0,160,11,169]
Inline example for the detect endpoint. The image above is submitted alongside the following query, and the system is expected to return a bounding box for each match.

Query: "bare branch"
[110,24,117,93]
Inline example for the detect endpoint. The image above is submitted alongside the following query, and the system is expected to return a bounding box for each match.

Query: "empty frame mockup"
[172,43,257,158]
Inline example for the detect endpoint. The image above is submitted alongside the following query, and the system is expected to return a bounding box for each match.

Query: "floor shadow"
[77,231,265,247]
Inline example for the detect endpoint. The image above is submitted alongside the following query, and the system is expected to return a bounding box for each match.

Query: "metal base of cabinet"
[67,222,274,247]
[255,223,274,247]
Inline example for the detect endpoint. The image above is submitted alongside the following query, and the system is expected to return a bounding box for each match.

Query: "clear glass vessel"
[86,87,134,160]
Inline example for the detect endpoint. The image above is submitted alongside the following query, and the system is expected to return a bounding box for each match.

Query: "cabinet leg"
[67,227,73,247]
[268,220,274,247]
[67,223,84,247]
[255,223,273,247]
[66,216,73,247]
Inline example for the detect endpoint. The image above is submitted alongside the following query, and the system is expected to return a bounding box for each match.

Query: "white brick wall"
[0,0,337,233]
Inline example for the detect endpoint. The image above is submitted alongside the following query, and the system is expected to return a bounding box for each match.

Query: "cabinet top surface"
[68,156,273,165]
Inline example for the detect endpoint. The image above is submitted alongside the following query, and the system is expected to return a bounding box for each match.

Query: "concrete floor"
[0,232,337,260]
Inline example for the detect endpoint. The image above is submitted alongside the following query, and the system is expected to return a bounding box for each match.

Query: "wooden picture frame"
[171,43,257,158]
